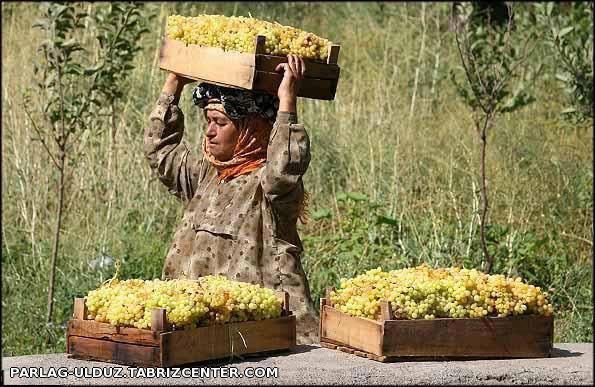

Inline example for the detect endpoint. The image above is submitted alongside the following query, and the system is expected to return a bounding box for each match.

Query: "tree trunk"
[110,100,118,198]
[478,119,493,273]
[46,151,65,324]
[47,29,67,325]
[103,100,117,247]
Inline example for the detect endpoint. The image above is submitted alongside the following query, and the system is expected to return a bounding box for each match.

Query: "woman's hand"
[275,54,305,113]
[162,72,196,104]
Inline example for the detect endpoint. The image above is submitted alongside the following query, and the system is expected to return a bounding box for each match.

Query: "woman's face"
[205,109,239,161]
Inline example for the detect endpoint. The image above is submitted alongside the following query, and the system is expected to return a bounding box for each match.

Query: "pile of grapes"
[85,275,282,330]
[166,14,333,61]
[330,264,554,320]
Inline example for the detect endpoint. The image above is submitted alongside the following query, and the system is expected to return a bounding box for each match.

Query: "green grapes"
[85,276,282,330]
[330,264,554,321]
[166,14,332,61]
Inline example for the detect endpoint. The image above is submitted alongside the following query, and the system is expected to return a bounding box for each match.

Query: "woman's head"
[202,100,272,163]
[194,83,279,166]
[197,89,274,183]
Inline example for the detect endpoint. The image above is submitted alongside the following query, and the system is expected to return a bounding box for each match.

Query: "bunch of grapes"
[166,14,332,61]
[330,264,554,321]
[85,275,282,330]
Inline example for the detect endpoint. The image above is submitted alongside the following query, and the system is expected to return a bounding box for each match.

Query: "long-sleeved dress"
[143,92,319,344]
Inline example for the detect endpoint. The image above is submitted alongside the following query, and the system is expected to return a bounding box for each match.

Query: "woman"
[144,55,318,344]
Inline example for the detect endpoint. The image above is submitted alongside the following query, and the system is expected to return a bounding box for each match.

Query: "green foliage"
[1,222,173,356]
[91,3,152,104]
[27,1,99,325]
[450,4,538,118]
[535,2,593,123]
[29,2,91,134]
[302,193,410,308]
[28,2,152,133]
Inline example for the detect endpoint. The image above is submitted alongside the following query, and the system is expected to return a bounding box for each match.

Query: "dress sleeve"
[261,111,311,204]
[143,92,208,204]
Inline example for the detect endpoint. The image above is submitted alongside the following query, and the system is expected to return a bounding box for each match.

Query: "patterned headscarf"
[192,82,280,124]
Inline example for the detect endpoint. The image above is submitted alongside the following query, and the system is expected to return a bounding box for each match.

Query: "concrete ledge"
[2,343,593,385]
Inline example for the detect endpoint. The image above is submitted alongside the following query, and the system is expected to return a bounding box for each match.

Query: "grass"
[1,2,592,356]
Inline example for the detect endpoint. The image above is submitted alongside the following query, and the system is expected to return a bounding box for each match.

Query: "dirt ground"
[2,343,592,385]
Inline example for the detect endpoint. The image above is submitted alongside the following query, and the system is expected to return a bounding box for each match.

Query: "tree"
[24,2,149,326]
[25,2,93,325]
[450,3,538,273]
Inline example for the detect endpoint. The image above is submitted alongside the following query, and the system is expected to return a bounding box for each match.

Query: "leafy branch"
[535,2,593,122]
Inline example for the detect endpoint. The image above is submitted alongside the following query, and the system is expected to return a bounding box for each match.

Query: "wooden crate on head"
[159,35,341,100]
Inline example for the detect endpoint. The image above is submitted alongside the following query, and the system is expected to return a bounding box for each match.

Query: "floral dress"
[143,92,319,344]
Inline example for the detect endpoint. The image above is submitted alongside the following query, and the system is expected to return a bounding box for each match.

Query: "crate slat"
[254,35,267,55]
[68,336,161,367]
[382,314,554,358]
[276,290,290,316]
[320,304,384,356]
[73,298,88,320]
[319,340,337,350]
[253,71,337,100]
[327,44,340,64]
[160,315,296,367]
[151,308,171,332]
[68,319,161,347]
[159,38,256,88]
[255,55,340,79]
[380,300,392,322]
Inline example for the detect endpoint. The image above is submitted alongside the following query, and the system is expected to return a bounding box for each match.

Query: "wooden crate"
[159,35,341,100]
[67,292,296,367]
[319,288,554,362]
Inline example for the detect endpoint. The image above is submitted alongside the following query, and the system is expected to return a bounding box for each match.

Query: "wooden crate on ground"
[67,292,296,367]
[319,288,554,362]
[159,35,341,100]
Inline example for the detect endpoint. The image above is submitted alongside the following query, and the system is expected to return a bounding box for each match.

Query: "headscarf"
[192,83,279,124]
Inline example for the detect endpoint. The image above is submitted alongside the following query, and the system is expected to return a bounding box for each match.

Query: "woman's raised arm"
[261,55,311,203]
[143,73,207,204]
